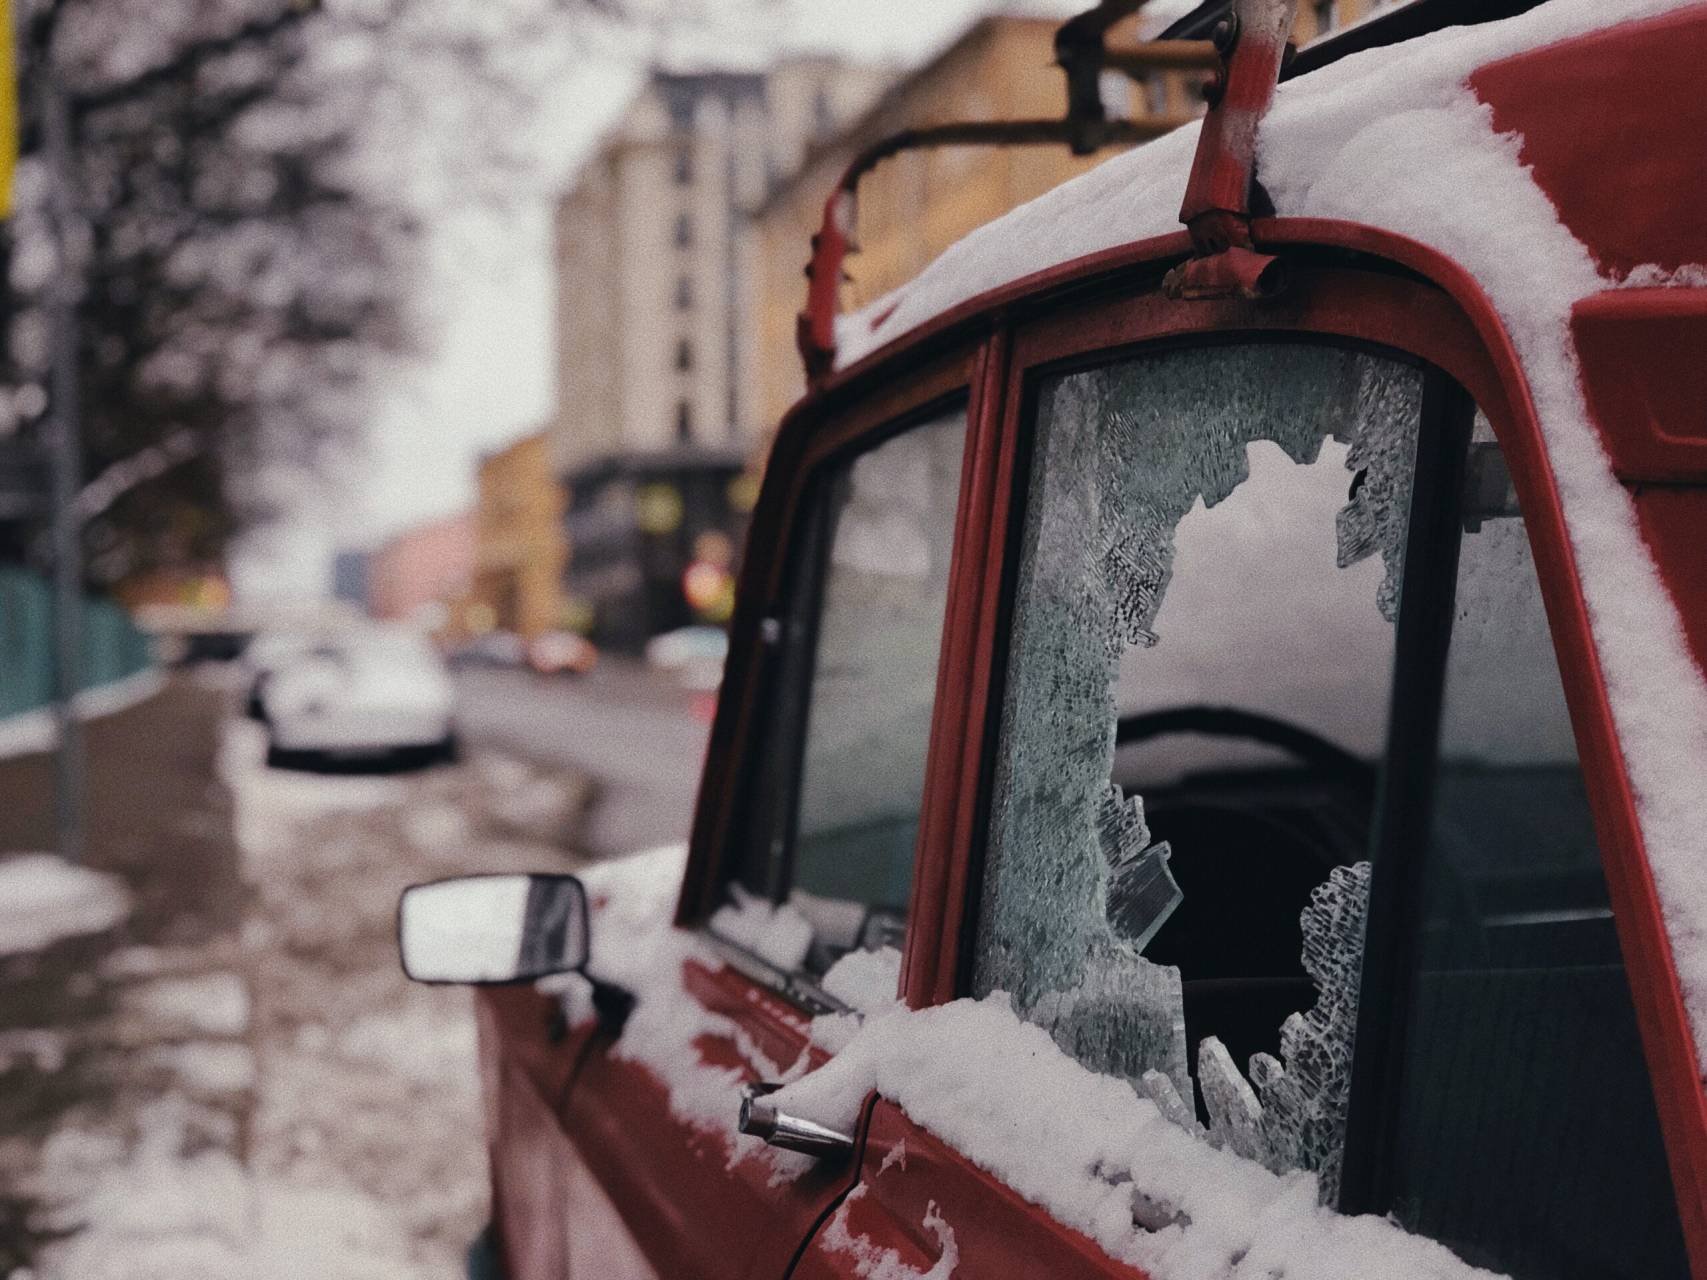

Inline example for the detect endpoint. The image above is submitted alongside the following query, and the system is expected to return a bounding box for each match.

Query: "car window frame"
[674,338,988,1015]
[923,260,1703,1249]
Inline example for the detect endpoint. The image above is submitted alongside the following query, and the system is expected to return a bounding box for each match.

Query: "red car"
[400,1,1707,1276]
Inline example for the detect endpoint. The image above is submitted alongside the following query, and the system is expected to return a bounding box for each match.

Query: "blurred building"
[368,511,474,626]
[550,59,891,647]
[750,12,1206,431]
[468,432,565,640]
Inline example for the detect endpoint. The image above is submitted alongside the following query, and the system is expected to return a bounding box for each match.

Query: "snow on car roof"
[839,0,1707,1064]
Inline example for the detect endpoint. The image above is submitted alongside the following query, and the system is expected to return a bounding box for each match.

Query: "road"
[451,659,713,857]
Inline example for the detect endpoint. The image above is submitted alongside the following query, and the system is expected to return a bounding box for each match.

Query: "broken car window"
[971,344,1420,1195]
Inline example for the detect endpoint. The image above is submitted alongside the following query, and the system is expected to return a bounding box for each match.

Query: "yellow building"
[468,431,567,640]
[748,1,1398,433]
[749,14,1204,432]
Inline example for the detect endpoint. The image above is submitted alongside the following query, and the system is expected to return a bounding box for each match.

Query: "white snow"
[773,995,1505,1280]
[822,945,903,1014]
[218,719,407,865]
[27,1096,424,1280]
[0,853,131,955]
[0,667,165,760]
[0,1028,70,1072]
[710,884,816,973]
[125,973,252,1038]
[146,1042,258,1094]
[838,0,1707,1066]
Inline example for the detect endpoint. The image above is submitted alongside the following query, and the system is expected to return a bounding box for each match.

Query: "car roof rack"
[796,0,1221,384]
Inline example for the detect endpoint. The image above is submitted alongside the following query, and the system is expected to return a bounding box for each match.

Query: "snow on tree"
[0,0,631,584]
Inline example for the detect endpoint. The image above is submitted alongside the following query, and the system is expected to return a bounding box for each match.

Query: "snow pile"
[27,1096,423,1280]
[218,719,407,864]
[709,885,815,972]
[838,0,1707,1063]
[774,996,1505,1280]
[0,853,131,955]
[0,667,164,760]
[823,944,903,1013]
[124,972,252,1038]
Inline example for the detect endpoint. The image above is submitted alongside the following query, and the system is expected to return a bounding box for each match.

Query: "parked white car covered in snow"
[262,629,457,768]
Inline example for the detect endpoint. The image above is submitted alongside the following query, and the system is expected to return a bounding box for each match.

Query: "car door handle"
[737,1082,854,1157]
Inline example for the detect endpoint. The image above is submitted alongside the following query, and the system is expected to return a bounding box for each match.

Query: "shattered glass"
[1249,861,1372,1202]
[970,344,1421,1198]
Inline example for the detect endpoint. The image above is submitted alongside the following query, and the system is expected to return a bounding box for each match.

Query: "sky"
[230,0,1129,598]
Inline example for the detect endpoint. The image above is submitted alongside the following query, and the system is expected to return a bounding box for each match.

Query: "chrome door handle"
[737,1082,854,1157]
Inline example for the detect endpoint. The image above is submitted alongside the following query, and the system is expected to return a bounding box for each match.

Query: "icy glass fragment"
[1197,1036,1267,1162]
[1139,1069,1200,1135]
[1249,860,1373,1204]
[1098,784,1181,951]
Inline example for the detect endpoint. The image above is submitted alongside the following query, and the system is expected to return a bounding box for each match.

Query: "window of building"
[675,275,693,311]
[674,212,693,249]
[675,400,693,443]
[673,146,693,186]
[1314,0,1337,35]
[675,339,693,372]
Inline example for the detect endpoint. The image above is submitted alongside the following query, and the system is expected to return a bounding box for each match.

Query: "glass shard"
[1249,860,1371,1203]
[1197,1035,1267,1162]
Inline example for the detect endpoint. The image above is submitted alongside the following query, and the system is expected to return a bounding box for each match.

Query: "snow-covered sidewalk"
[2,707,590,1279]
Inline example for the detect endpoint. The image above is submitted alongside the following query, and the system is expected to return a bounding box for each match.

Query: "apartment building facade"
[551,59,892,646]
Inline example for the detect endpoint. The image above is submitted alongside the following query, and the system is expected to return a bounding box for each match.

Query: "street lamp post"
[38,49,84,865]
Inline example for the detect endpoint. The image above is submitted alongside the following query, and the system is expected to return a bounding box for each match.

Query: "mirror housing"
[398,873,590,984]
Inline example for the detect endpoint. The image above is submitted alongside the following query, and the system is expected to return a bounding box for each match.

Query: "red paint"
[1469,6,1707,279]
[791,1100,1149,1280]
[1632,490,1707,703]
[564,957,850,1280]
[1174,0,1290,256]
[1572,288,1707,483]
[798,190,851,386]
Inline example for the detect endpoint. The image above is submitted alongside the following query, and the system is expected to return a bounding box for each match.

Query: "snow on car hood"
[838,0,1707,1072]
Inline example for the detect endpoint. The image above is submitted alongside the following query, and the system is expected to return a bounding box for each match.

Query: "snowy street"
[0,676,593,1279]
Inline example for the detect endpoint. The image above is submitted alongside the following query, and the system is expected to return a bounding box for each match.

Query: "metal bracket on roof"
[796,1,1220,387]
[1162,0,1298,301]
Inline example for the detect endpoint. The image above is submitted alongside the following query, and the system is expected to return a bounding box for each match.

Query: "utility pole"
[38,43,83,865]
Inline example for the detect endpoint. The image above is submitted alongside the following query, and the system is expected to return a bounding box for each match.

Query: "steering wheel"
[1115,704,1375,792]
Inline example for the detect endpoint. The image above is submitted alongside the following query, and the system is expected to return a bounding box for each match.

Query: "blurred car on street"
[262,628,457,768]
[643,625,727,691]
[526,630,599,677]
[240,631,317,722]
[448,630,528,669]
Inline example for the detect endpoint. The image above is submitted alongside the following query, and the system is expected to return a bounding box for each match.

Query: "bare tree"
[2,0,629,586]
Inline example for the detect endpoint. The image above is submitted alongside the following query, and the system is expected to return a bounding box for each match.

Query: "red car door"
[553,379,979,1278]
[789,322,1695,1277]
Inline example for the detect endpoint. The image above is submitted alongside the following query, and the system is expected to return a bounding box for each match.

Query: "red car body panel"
[791,1101,1146,1280]
[477,7,1707,1277]
[560,960,850,1280]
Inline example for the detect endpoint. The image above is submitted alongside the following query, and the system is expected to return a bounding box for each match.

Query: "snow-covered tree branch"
[0,0,645,585]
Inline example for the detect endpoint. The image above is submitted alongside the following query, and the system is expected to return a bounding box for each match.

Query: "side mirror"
[398,873,589,984]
